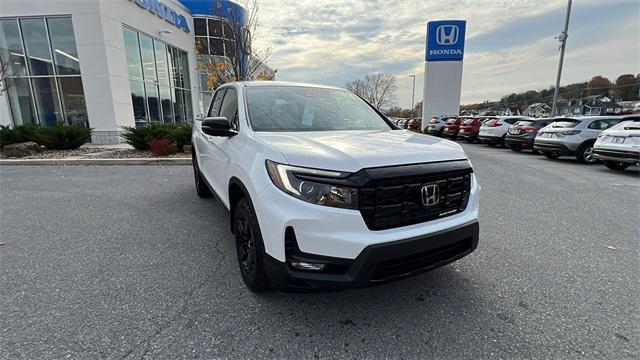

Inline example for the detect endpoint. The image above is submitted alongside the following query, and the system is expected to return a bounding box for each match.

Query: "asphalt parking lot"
[1,142,638,359]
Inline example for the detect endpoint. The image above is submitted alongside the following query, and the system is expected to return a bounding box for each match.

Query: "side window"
[588,120,608,130]
[208,89,226,117]
[504,118,518,125]
[219,88,239,130]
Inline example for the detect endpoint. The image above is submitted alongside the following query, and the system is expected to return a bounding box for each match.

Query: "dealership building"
[0,0,259,144]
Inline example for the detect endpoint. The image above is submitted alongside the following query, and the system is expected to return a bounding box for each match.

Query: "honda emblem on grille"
[421,184,440,207]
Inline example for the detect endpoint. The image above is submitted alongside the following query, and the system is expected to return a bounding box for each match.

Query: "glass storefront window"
[47,17,80,75]
[6,78,37,125]
[129,80,146,124]
[58,77,88,127]
[146,83,160,122]
[139,34,156,83]
[209,38,224,56]
[174,88,185,123]
[0,19,27,77]
[31,77,63,126]
[195,37,208,55]
[122,26,192,124]
[208,19,223,37]
[194,18,207,36]
[193,17,236,57]
[20,18,54,76]
[123,27,143,81]
[154,40,170,87]
[159,86,173,123]
[3,16,87,128]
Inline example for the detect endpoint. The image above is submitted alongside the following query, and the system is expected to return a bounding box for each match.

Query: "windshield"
[446,118,459,124]
[245,86,392,132]
[462,119,476,125]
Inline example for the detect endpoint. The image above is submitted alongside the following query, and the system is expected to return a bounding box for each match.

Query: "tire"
[510,146,522,152]
[192,154,212,198]
[576,142,598,164]
[543,152,560,159]
[234,197,270,293]
[487,142,496,147]
[532,149,540,155]
[604,161,630,171]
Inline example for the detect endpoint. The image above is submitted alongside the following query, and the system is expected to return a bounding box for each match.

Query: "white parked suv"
[192,81,480,292]
[593,116,640,170]
[478,116,533,146]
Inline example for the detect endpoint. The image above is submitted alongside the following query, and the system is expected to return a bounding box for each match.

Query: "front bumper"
[254,173,480,262]
[264,221,479,291]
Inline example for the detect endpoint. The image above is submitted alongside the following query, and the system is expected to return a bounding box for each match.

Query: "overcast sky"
[252,0,639,108]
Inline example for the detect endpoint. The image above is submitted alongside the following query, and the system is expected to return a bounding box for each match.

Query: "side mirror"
[201,117,237,137]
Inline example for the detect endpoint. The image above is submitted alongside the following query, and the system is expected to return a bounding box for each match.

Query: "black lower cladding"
[263,221,479,291]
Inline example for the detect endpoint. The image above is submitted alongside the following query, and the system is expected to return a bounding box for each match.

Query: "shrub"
[171,123,192,150]
[0,124,41,148]
[148,137,177,156]
[34,122,92,150]
[122,123,192,151]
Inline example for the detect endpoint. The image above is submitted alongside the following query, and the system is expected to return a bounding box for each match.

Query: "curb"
[0,158,192,166]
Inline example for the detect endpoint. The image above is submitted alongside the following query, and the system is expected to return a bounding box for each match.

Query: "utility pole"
[551,0,572,117]
[409,75,416,117]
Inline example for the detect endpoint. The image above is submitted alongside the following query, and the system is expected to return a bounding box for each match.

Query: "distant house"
[580,95,623,116]
[524,103,551,117]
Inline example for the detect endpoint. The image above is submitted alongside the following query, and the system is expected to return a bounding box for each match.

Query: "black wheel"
[543,152,560,159]
[604,161,630,171]
[532,149,540,155]
[487,142,496,147]
[510,146,522,152]
[576,142,598,164]
[193,154,212,198]
[465,137,473,143]
[234,197,270,293]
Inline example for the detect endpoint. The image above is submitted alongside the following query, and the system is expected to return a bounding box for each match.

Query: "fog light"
[289,261,326,271]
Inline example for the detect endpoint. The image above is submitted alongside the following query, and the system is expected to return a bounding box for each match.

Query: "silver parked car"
[534,116,625,163]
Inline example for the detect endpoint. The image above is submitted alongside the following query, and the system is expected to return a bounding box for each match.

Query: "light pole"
[551,0,572,117]
[409,75,416,117]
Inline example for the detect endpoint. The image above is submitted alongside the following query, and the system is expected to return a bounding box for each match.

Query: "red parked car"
[458,117,484,142]
[442,117,463,138]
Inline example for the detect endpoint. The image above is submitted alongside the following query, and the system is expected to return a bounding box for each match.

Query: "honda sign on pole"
[422,20,466,130]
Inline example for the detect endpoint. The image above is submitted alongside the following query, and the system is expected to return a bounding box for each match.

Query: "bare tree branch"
[345,72,398,109]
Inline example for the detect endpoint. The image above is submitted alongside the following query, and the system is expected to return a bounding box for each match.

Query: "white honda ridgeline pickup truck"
[192,81,480,292]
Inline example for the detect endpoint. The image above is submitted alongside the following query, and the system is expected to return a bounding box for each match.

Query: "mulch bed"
[0,148,191,160]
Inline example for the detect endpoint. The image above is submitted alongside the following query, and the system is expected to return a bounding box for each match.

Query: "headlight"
[266,160,358,209]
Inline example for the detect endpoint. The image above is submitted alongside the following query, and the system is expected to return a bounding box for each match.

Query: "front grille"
[359,168,472,231]
[371,238,473,282]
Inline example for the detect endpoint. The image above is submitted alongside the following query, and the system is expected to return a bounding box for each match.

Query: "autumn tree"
[345,72,398,109]
[587,75,611,96]
[611,74,638,100]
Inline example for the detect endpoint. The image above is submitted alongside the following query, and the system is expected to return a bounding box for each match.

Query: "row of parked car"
[422,114,640,171]
[390,117,422,130]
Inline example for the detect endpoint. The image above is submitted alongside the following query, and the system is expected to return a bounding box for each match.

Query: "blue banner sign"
[130,0,191,33]
[426,20,466,62]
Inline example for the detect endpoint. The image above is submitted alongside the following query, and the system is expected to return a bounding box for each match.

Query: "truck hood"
[253,130,467,172]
